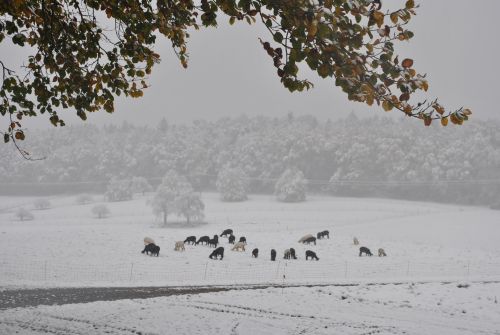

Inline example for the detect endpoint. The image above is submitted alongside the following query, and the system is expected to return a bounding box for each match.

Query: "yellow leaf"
[422,80,429,92]
[390,13,398,24]
[382,100,393,112]
[441,117,448,127]
[406,0,415,9]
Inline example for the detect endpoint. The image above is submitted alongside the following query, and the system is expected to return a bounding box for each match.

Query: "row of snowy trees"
[1,114,499,206]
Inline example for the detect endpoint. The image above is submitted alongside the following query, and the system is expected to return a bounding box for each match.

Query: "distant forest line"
[1,114,499,206]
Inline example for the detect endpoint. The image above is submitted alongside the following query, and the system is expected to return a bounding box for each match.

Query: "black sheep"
[212,235,219,243]
[303,236,316,245]
[305,250,319,261]
[252,248,259,258]
[220,229,233,237]
[317,230,330,239]
[209,247,224,260]
[239,236,247,244]
[228,234,235,244]
[196,236,210,245]
[184,236,196,245]
[208,238,218,248]
[290,248,297,259]
[142,243,160,257]
[359,246,373,256]
[271,249,276,261]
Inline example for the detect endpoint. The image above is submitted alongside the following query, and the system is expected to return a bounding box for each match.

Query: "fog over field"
[1,1,500,334]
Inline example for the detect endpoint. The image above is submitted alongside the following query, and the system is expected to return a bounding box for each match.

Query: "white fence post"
[344,261,348,279]
[204,262,208,280]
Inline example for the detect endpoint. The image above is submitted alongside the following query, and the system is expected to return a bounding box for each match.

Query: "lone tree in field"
[216,166,250,202]
[275,168,308,202]
[175,191,205,224]
[150,170,204,225]
[15,207,34,221]
[91,204,110,219]
[34,198,51,210]
[1,0,472,156]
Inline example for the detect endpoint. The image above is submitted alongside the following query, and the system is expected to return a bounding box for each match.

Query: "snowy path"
[1,282,499,335]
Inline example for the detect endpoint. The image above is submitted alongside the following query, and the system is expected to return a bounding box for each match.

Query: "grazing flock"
[141,229,387,261]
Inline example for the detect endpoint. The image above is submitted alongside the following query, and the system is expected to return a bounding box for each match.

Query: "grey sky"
[2,0,499,129]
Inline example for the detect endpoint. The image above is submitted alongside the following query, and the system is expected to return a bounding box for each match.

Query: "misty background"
[1,1,499,207]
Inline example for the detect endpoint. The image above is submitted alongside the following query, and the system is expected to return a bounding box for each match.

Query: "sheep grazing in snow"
[196,236,210,245]
[305,250,319,261]
[208,238,218,248]
[284,249,291,259]
[359,246,372,257]
[239,236,247,244]
[212,235,219,244]
[220,229,233,237]
[174,241,185,251]
[252,248,259,258]
[270,249,276,261]
[317,230,330,239]
[184,236,196,245]
[144,237,155,245]
[378,248,387,257]
[209,247,224,260]
[298,234,314,243]
[231,241,246,251]
[142,243,160,256]
[228,234,235,244]
[284,248,297,260]
[290,248,297,259]
[303,236,316,245]
[353,237,359,245]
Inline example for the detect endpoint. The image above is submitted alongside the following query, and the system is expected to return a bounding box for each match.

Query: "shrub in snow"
[92,204,110,219]
[105,177,133,202]
[76,194,94,205]
[216,166,249,201]
[34,198,51,210]
[274,168,307,202]
[15,208,34,221]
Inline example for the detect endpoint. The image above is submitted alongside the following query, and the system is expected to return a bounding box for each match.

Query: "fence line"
[1,259,499,287]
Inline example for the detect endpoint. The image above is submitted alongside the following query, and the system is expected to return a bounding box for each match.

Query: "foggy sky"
[1,0,498,129]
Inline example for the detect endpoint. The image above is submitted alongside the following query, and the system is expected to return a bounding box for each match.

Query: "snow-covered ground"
[1,193,500,287]
[1,282,499,334]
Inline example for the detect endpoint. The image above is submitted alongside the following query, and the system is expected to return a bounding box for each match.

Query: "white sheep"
[174,241,185,251]
[298,234,314,243]
[144,237,155,245]
[231,241,246,251]
[353,237,359,245]
[378,248,387,257]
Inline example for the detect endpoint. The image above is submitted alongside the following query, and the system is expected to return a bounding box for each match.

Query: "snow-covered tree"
[15,208,34,221]
[174,192,205,224]
[131,176,152,196]
[216,166,249,201]
[105,177,133,202]
[275,168,307,202]
[92,204,110,219]
[150,170,204,225]
[34,198,51,210]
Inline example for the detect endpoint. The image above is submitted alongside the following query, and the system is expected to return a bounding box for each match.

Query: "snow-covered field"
[1,193,500,287]
[1,282,499,334]
[1,193,500,334]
